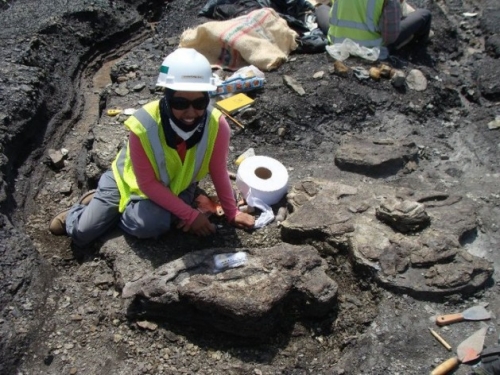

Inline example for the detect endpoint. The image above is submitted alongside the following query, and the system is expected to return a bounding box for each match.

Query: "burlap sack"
[179,8,298,71]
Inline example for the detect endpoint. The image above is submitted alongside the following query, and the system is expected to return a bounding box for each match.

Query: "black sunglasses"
[169,97,209,111]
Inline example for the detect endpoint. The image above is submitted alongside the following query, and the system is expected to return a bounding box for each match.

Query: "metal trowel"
[430,326,487,375]
[436,305,491,326]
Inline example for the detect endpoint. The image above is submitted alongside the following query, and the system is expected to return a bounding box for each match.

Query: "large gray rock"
[485,34,500,58]
[100,238,338,338]
[480,0,500,35]
[282,178,493,297]
[334,136,418,177]
[474,57,500,101]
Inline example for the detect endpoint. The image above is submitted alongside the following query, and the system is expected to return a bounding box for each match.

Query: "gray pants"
[389,9,432,52]
[66,170,196,247]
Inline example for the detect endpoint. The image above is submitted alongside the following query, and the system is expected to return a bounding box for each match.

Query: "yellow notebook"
[215,93,254,115]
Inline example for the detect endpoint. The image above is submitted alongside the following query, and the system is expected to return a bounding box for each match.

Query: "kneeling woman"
[49,48,255,246]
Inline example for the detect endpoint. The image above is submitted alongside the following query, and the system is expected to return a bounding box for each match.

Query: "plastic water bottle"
[213,252,248,271]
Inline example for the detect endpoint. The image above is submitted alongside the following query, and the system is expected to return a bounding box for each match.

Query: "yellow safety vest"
[328,0,385,47]
[112,100,221,213]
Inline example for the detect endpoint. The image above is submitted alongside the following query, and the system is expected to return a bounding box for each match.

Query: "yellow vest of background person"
[328,0,385,48]
[112,100,220,213]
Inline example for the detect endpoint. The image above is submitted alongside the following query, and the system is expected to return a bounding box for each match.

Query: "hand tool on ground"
[220,110,245,129]
[430,326,487,375]
[436,306,491,326]
[429,328,452,351]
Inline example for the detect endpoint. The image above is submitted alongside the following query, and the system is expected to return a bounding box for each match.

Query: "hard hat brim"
[157,82,217,91]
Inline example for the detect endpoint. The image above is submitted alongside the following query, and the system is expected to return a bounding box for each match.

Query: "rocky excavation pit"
[1,0,500,374]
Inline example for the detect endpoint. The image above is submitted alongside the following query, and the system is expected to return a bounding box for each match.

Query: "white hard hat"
[156,48,217,91]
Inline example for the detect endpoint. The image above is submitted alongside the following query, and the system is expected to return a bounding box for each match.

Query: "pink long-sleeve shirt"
[129,115,238,225]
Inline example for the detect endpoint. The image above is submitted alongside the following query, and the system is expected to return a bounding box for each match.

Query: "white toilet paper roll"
[236,156,289,206]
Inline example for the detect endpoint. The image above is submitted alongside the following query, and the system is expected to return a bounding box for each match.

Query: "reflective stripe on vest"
[328,0,384,47]
[134,108,170,185]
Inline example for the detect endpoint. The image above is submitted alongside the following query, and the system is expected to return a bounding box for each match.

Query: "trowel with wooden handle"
[430,326,487,375]
[436,306,491,326]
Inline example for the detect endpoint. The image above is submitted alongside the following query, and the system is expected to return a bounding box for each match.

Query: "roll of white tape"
[235,156,289,206]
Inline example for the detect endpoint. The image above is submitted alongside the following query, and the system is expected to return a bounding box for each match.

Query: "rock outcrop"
[282,178,493,298]
[100,238,338,338]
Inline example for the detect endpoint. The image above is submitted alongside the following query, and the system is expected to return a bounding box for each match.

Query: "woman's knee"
[414,8,432,25]
[120,200,172,239]
[121,222,170,239]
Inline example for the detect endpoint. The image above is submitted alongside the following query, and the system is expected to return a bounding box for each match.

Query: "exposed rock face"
[0,2,161,373]
[0,217,52,374]
[101,240,338,338]
[282,178,493,298]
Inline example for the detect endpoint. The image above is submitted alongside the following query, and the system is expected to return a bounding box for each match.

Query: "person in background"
[49,48,255,247]
[315,0,432,58]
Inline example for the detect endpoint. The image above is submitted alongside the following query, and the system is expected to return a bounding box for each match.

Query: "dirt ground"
[1,0,500,374]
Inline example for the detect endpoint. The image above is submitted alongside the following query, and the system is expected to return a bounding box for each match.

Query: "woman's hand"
[231,211,255,229]
[177,212,216,236]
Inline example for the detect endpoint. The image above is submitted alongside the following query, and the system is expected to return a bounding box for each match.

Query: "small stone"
[59,180,72,194]
[283,75,305,96]
[369,67,381,81]
[70,314,83,322]
[333,60,349,77]
[404,160,418,173]
[313,71,325,79]
[133,83,146,92]
[487,116,500,130]
[390,70,406,88]
[406,69,427,91]
[137,320,158,331]
[115,87,129,96]
[70,368,78,375]
[275,206,287,223]
[379,64,392,78]
[166,37,178,45]
[48,149,65,169]
[211,351,223,360]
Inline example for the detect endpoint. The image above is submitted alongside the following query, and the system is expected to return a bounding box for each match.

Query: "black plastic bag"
[295,28,328,54]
